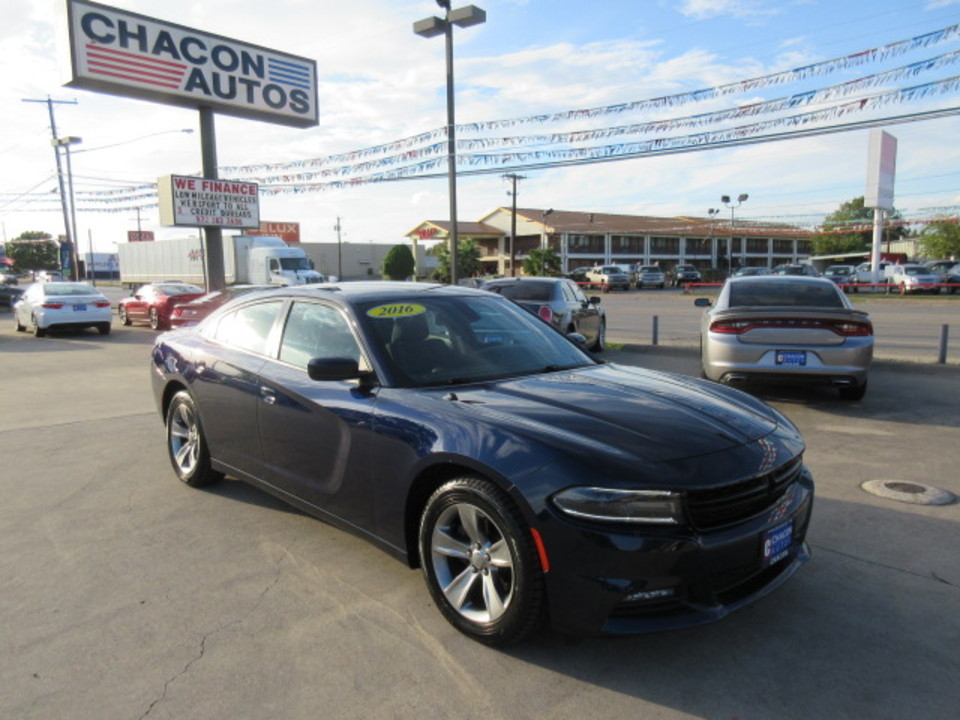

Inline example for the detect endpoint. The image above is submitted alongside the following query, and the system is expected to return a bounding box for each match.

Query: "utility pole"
[503,173,525,276]
[334,216,343,280]
[23,96,79,279]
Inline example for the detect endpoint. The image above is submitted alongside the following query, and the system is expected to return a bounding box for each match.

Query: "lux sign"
[59,0,319,128]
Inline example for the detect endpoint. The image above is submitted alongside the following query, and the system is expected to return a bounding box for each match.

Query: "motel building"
[407,207,813,279]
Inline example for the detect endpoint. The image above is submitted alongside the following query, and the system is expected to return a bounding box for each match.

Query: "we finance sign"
[59,0,318,128]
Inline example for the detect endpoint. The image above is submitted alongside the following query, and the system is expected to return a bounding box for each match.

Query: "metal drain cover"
[860,480,957,506]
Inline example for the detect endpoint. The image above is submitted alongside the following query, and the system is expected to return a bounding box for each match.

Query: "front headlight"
[552,487,683,524]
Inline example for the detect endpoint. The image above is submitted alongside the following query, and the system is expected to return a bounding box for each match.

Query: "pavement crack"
[138,566,283,719]
[810,543,957,588]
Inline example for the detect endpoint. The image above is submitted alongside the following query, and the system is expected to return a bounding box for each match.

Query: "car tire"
[149,307,161,330]
[419,477,544,646]
[165,390,224,488]
[119,306,131,326]
[590,320,606,352]
[14,312,25,332]
[97,323,111,336]
[839,381,867,401]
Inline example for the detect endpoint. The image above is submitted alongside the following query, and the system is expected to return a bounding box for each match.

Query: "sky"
[2,0,960,253]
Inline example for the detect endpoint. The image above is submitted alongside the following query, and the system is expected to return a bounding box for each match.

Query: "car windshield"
[280,257,311,271]
[358,294,595,388]
[43,282,98,296]
[485,281,554,302]
[826,267,851,276]
[729,280,844,308]
[601,266,620,273]
[904,266,928,276]
[641,266,659,273]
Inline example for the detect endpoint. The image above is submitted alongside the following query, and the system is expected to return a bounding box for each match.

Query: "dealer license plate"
[73,304,86,312]
[762,521,793,566]
[775,350,806,366]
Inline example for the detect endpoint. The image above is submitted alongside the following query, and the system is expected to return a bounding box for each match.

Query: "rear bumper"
[703,334,872,388]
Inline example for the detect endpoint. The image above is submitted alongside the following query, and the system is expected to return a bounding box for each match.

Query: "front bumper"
[537,467,814,636]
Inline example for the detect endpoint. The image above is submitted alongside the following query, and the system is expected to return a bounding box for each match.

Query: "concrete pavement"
[0,323,957,720]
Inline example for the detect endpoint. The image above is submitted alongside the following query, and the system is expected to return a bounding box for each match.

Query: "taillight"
[709,320,750,334]
[538,305,553,323]
[710,318,873,336]
[94,302,111,308]
[41,302,64,309]
[832,321,873,336]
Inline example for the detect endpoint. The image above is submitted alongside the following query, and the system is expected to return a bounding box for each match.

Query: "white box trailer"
[118,235,324,289]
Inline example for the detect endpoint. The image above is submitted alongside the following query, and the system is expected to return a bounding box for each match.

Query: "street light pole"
[721,193,748,277]
[541,208,553,276]
[52,136,83,281]
[707,208,720,271]
[414,2,486,286]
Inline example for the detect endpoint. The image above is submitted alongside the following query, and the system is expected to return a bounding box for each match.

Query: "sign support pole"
[200,107,226,292]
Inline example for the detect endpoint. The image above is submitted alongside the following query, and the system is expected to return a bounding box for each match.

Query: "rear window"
[157,283,203,296]
[487,281,553,301]
[729,281,844,308]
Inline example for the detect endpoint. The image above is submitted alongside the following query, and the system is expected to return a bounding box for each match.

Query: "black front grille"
[686,456,803,530]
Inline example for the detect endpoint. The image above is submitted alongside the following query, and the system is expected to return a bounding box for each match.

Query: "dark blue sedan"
[151,282,813,645]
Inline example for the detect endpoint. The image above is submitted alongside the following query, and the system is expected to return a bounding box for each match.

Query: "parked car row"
[567,263,698,290]
[8,280,236,338]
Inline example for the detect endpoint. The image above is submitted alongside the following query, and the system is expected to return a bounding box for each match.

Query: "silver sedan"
[695,276,873,400]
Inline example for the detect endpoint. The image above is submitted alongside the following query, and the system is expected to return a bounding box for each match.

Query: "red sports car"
[169,285,276,328]
[118,282,205,330]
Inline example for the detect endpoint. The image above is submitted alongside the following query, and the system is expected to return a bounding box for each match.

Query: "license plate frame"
[775,350,806,366]
[762,521,793,566]
[73,304,87,312]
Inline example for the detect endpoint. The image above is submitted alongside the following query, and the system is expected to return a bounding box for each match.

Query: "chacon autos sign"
[58,0,318,128]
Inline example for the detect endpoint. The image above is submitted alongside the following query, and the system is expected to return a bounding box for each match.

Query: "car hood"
[437,363,785,464]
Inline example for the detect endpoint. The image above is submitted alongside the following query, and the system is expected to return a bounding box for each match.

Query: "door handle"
[260,386,276,405]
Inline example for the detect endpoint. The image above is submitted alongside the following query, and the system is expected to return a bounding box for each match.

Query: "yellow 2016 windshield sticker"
[366,303,426,319]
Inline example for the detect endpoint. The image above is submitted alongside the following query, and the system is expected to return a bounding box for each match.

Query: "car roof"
[482,276,565,286]
[241,281,486,305]
[727,274,833,285]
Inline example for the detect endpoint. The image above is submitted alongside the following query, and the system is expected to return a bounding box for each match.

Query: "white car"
[885,264,940,294]
[584,265,631,291]
[14,282,113,337]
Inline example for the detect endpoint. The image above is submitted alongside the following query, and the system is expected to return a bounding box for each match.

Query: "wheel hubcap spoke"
[431,499,516,624]
[443,565,480,611]
[481,570,507,620]
[431,526,471,560]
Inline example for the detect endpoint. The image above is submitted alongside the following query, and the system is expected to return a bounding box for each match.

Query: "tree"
[428,238,482,283]
[382,243,416,280]
[6,232,60,271]
[522,247,561,277]
[917,218,960,260]
[811,196,906,256]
